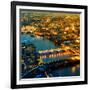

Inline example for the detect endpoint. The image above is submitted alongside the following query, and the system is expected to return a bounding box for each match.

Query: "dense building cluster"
[20,11,80,78]
[20,11,80,50]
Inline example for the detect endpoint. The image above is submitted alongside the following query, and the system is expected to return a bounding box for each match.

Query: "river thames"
[21,34,80,78]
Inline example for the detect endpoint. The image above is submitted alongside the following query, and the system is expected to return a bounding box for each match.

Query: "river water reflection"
[48,64,80,77]
[21,34,58,51]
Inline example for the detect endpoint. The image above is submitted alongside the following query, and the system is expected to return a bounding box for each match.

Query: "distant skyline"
[20,9,80,16]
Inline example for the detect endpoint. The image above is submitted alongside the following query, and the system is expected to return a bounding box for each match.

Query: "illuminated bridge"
[38,48,80,64]
[22,48,80,78]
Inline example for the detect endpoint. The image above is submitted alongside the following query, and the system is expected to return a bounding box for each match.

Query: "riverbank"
[22,59,80,78]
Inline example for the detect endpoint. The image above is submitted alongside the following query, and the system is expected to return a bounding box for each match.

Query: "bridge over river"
[21,34,80,78]
[38,48,80,64]
[21,48,80,78]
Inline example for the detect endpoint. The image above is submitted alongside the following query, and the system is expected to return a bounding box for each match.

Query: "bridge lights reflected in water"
[71,64,80,73]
